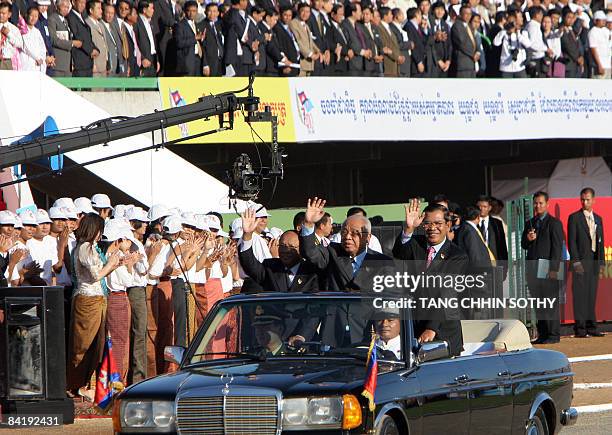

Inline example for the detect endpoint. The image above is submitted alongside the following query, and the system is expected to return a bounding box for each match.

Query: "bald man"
[239,209,320,293]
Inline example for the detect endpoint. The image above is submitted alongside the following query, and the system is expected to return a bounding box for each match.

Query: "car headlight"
[120,400,175,432]
[282,396,344,430]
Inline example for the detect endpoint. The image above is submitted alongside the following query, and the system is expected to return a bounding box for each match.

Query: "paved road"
[562,410,612,435]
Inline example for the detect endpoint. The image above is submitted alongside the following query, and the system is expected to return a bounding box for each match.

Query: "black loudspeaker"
[0,286,74,424]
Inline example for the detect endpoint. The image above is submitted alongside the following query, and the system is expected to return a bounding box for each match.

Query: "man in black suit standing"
[521,192,564,344]
[308,0,330,76]
[66,0,98,76]
[389,8,411,77]
[223,0,257,76]
[476,195,508,280]
[239,208,320,293]
[258,9,286,76]
[135,0,158,76]
[560,7,583,78]
[455,206,495,318]
[174,1,202,76]
[329,3,350,75]
[450,4,478,78]
[341,3,369,76]
[200,3,224,76]
[567,187,605,338]
[429,1,451,77]
[403,7,427,77]
[152,0,178,76]
[274,6,300,76]
[392,199,468,357]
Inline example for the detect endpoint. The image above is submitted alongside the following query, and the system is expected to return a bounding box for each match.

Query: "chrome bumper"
[560,408,578,426]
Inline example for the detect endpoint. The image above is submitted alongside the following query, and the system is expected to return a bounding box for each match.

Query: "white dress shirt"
[376,335,401,359]
[20,26,47,72]
[0,21,24,60]
[526,20,547,59]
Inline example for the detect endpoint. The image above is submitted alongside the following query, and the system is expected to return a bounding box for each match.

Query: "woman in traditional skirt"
[100,220,141,385]
[67,214,121,402]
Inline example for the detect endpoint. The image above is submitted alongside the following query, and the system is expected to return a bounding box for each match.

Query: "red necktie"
[426,246,435,269]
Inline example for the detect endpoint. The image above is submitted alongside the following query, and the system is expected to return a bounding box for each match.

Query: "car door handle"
[497,371,509,377]
[454,374,469,383]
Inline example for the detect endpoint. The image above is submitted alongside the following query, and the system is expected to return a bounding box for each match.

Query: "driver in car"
[253,307,289,356]
[375,309,402,360]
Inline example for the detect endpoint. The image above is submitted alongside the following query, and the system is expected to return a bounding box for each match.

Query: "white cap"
[0,210,16,226]
[167,207,182,217]
[63,207,78,220]
[254,206,271,218]
[36,0,51,5]
[195,215,210,231]
[103,219,133,242]
[230,217,243,239]
[53,197,75,209]
[91,193,113,210]
[568,3,579,13]
[181,211,198,228]
[217,229,229,238]
[18,210,38,226]
[74,197,96,214]
[126,206,149,222]
[593,10,606,21]
[48,206,68,220]
[113,204,129,218]
[608,13,612,23]
[207,215,222,231]
[269,227,283,239]
[163,215,183,234]
[14,216,23,229]
[148,204,170,222]
[36,209,52,224]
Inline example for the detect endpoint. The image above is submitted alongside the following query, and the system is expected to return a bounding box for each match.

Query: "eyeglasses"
[340,229,368,238]
[279,243,299,250]
[421,221,447,229]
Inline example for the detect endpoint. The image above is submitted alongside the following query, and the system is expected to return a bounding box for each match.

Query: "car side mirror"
[417,341,449,363]
[164,345,185,365]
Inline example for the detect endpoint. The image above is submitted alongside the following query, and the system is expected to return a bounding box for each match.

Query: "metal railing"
[53,77,159,91]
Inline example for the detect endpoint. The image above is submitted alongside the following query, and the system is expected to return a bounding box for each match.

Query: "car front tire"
[376,414,401,435]
[526,408,549,435]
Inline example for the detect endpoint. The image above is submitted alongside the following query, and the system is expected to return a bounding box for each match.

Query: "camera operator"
[526,7,553,77]
[493,10,532,78]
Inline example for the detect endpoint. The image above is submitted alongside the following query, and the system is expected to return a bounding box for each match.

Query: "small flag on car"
[94,334,124,413]
[361,334,378,412]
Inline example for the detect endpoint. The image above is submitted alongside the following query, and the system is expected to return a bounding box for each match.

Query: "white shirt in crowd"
[6,241,33,283]
[106,252,133,292]
[588,25,611,71]
[26,236,59,285]
[132,238,150,287]
[526,20,547,60]
[139,14,156,55]
[544,30,562,59]
[0,21,24,60]
[493,29,532,73]
[20,26,47,72]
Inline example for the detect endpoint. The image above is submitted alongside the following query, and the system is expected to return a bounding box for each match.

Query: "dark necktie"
[355,23,366,49]
[479,220,486,239]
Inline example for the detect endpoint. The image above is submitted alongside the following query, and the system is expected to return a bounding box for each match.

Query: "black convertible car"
[112,293,577,434]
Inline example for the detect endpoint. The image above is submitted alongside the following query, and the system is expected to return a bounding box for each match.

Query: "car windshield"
[188,297,405,365]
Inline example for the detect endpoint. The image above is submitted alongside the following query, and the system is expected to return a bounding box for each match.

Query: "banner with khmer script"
[288,77,612,142]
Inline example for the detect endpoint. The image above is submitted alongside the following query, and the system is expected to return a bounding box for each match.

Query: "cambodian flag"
[94,334,124,413]
[361,335,378,412]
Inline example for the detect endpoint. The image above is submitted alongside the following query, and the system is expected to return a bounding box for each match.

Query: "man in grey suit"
[102,2,127,76]
[48,0,78,76]
[450,5,478,78]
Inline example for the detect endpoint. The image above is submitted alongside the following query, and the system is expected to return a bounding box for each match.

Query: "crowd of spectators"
[0,189,606,399]
[0,0,609,78]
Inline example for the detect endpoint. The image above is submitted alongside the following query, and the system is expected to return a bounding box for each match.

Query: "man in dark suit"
[135,0,158,76]
[123,3,140,77]
[48,0,75,77]
[485,11,505,77]
[521,192,564,344]
[341,3,368,76]
[102,2,126,76]
[152,0,178,75]
[329,3,350,75]
[300,197,393,293]
[222,0,257,76]
[476,195,508,279]
[392,200,467,357]
[199,3,224,76]
[66,0,98,77]
[403,7,427,77]
[258,9,285,76]
[450,4,477,78]
[308,0,330,75]
[560,7,582,78]
[35,0,55,76]
[567,187,605,338]
[389,8,411,77]
[173,1,202,76]
[239,209,319,293]
[274,6,300,76]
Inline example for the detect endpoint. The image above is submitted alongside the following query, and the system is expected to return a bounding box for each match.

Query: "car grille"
[176,395,279,435]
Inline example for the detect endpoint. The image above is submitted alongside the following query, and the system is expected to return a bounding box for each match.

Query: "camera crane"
[0,75,283,202]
